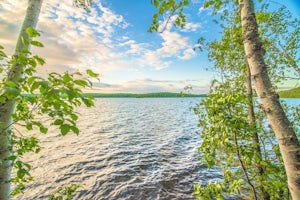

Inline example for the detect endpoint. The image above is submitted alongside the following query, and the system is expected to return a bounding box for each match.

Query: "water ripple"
[15,98,220,200]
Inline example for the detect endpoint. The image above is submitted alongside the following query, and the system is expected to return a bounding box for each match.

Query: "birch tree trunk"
[0,1,43,199]
[239,0,300,199]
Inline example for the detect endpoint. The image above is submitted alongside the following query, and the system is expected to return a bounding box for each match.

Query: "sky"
[0,0,299,94]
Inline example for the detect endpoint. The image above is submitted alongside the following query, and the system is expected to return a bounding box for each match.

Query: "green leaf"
[35,148,41,154]
[70,114,78,121]
[26,123,33,130]
[6,87,20,98]
[60,124,70,136]
[21,37,29,45]
[82,98,94,107]
[31,40,44,47]
[86,69,99,78]
[33,55,45,65]
[5,81,18,88]
[63,73,72,83]
[17,169,25,179]
[30,81,40,93]
[40,126,48,134]
[40,81,48,88]
[39,81,49,93]
[26,27,40,37]
[28,58,37,67]
[8,155,17,161]
[53,119,64,125]
[27,76,38,85]
[74,80,87,87]
[0,50,7,58]
[21,49,31,54]
[71,126,79,135]
[74,71,82,76]
[159,7,164,14]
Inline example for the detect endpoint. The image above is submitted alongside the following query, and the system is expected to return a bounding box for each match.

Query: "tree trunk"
[0,1,43,199]
[239,0,300,199]
[246,63,270,200]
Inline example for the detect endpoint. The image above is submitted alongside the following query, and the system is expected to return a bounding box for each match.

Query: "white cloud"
[131,15,198,70]
[181,22,202,32]
[197,4,214,15]
[38,0,132,73]
[119,40,148,55]
[0,0,129,70]
[198,6,206,14]
[0,1,27,52]
[140,30,196,69]
[179,48,196,60]
[0,0,198,90]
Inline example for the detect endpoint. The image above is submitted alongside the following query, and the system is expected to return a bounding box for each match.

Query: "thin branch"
[12,127,24,137]
[159,12,175,33]
[226,105,258,199]
[269,42,300,76]
[159,4,181,33]
[233,130,258,200]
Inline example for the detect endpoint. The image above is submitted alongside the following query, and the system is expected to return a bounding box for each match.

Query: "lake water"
[16,98,299,200]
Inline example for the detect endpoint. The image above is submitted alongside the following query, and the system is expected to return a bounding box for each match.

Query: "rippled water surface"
[17,98,224,200]
[16,98,300,200]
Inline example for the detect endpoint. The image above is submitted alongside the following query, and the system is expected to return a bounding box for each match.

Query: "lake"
[16,98,299,200]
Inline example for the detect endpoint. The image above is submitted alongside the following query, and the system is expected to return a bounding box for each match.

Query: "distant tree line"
[83,92,206,98]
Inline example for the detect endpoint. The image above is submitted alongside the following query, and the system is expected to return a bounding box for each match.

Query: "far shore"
[82,92,206,98]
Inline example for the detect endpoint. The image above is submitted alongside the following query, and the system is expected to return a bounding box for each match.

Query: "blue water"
[16,98,300,200]
[17,98,222,200]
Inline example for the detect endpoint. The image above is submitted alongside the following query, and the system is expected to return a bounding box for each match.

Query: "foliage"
[48,184,81,200]
[196,4,299,83]
[73,0,93,12]
[0,28,98,196]
[148,0,189,32]
[278,87,300,98]
[256,5,300,78]
[191,2,299,199]
[193,78,289,199]
[193,182,225,200]
[283,102,300,134]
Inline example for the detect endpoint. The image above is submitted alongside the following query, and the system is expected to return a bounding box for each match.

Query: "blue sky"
[0,0,299,93]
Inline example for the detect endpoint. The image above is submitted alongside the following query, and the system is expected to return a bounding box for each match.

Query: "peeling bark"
[0,1,43,199]
[239,0,300,199]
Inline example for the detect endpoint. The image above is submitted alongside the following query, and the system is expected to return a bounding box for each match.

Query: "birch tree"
[239,0,300,198]
[193,5,299,199]
[0,2,43,199]
[0,0,95,199]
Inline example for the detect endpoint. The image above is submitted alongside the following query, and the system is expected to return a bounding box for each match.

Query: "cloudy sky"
[0,0,299,93]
